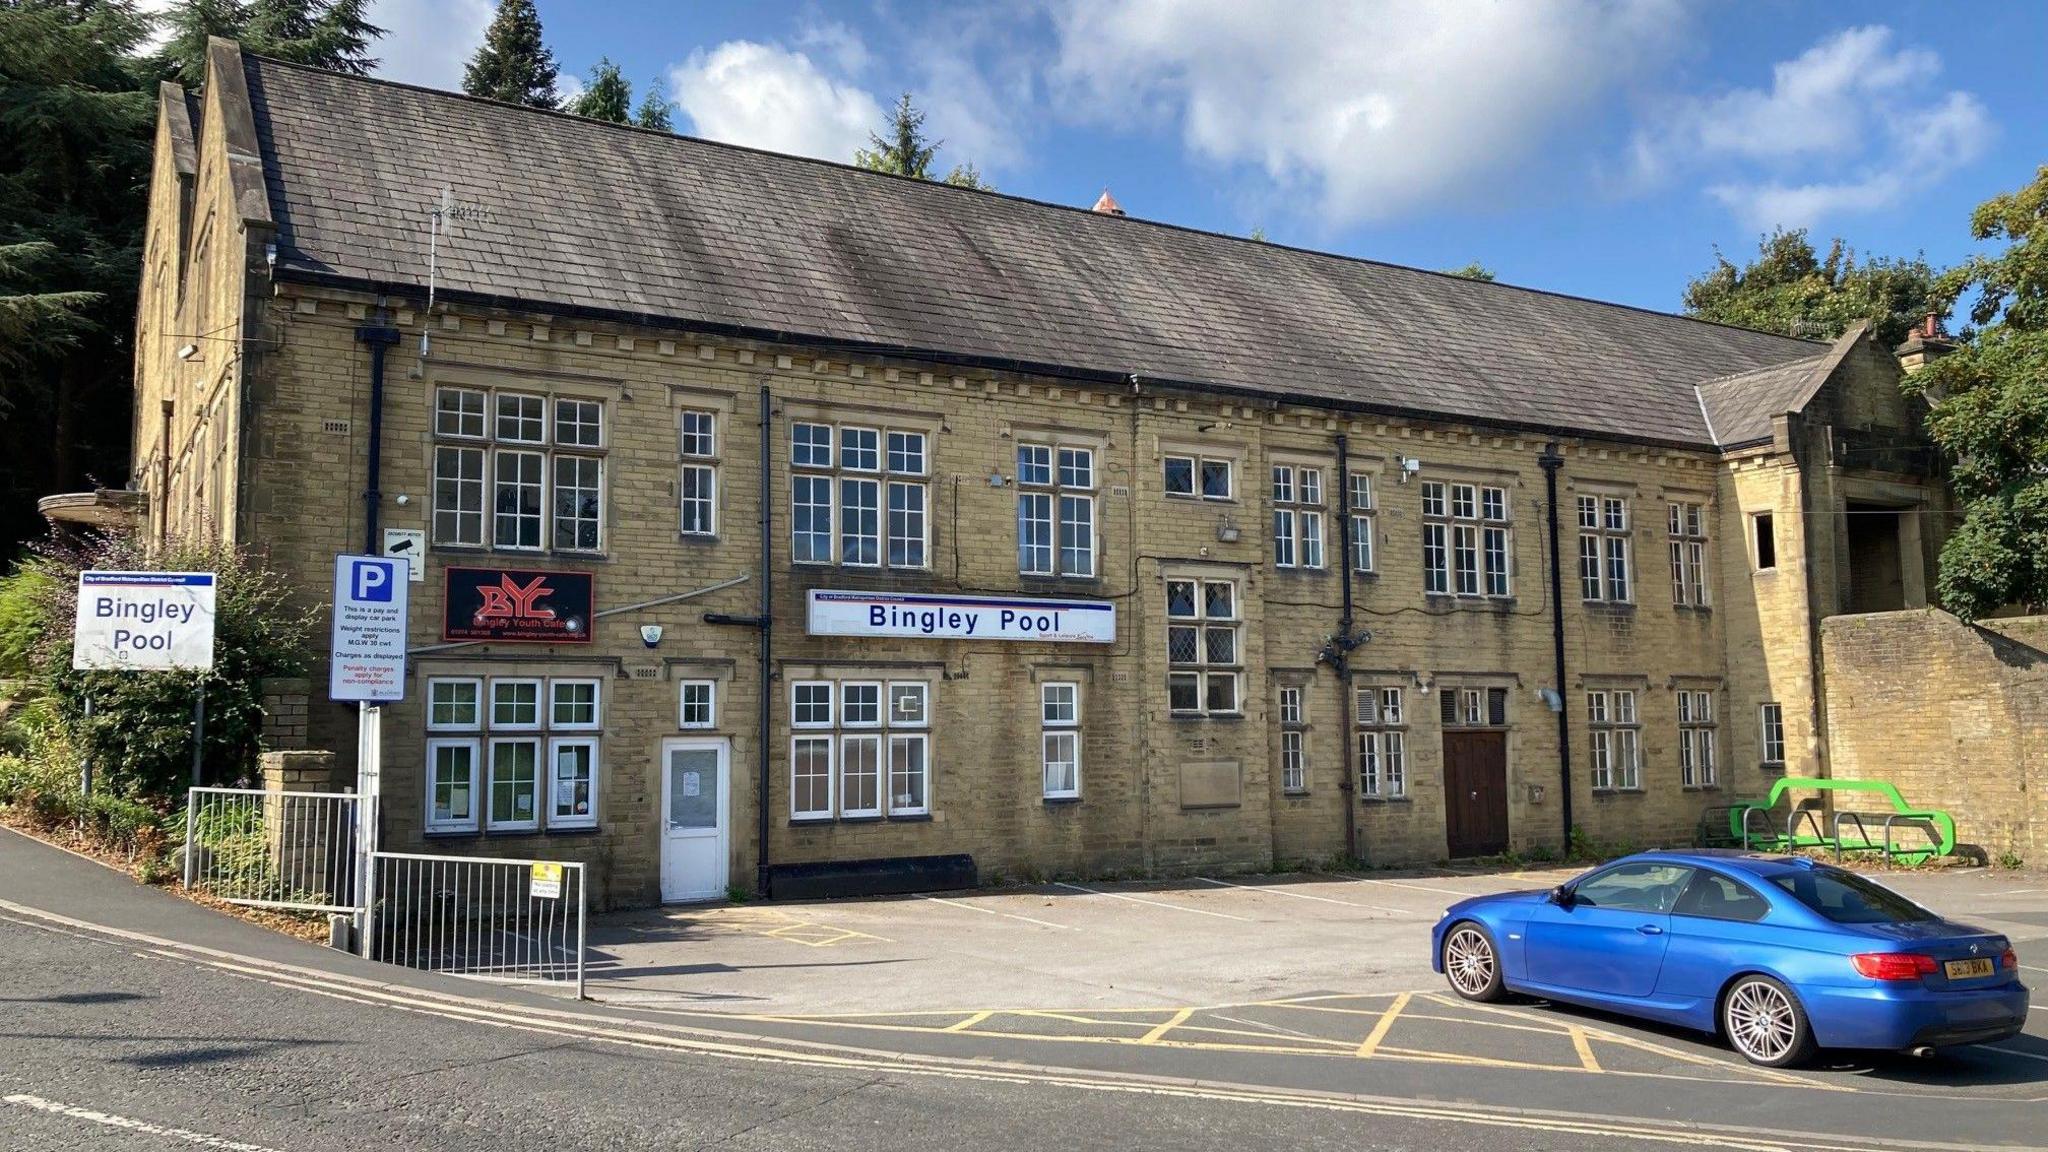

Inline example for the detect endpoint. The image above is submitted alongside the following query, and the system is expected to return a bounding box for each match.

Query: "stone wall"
[259,677,310,751]
[1821,609,2046,862]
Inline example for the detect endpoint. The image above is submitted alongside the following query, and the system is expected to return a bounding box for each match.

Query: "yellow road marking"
[1355,991,1410,1057]
[1139,1007,1194,1044]
[944,1011,994,1033]
[1570,1027,1602,1072]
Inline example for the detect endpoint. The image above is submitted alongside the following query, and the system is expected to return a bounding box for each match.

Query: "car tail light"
[1851,952,1938,981]
[2004,948,2019,971]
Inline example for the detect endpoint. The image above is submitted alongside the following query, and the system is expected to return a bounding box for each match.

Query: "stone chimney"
[1090,189,1126,217]
[1895,311,1955,374]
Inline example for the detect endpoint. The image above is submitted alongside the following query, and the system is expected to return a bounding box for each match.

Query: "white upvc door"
[660,737,729,903]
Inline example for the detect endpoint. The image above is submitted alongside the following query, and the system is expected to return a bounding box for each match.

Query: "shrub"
[4,530,314,803]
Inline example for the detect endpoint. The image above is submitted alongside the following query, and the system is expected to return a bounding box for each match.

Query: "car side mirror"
[1550,885,1574,908]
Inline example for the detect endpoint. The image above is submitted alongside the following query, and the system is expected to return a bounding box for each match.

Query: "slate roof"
[1693,324,1865,448]
[239,53,1826,449]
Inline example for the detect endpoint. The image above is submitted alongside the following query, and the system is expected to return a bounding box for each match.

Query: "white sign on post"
[330,555,410,702]
[381,527,425,582]
[72,571,216,671]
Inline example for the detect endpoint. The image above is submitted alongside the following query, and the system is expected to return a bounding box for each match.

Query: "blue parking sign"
[331,554,409,702]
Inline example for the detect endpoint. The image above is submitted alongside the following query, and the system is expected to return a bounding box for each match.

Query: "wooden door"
[1443,730,1509,858]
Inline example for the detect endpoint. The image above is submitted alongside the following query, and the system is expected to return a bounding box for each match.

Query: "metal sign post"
[329,554,408,954]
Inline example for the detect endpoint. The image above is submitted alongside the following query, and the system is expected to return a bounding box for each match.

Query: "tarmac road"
[0,828,2040,1152]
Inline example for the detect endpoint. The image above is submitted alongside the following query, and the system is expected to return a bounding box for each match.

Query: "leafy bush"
[4,530,314,802]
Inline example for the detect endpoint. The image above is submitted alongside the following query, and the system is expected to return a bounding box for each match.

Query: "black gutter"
[354,314,401,552]
[1537,443,1572,852]
[279,270,1732,456]
[756,385,773,899]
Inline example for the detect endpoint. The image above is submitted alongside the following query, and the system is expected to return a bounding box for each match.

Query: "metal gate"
[365,852,586,998]
[182,787,361,913]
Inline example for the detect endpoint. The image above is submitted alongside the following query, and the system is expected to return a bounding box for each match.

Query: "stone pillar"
[259,677,311,751]
[260,748,338,793]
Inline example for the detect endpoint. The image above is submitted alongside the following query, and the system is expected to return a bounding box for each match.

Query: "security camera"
[176,343,199,361]
[394,494,411,506]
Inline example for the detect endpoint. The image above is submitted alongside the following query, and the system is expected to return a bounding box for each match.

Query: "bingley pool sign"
[71,571,216,671]
[807,590,1115,644]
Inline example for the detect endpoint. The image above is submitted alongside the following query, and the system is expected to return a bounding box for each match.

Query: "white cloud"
[1636,25,1992,229]
[669,40,885,163]
[370,0,494,90]
[1047,0,1683,225]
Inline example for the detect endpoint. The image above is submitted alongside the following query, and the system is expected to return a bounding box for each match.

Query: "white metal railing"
[365,852,586,998]
[182,787,361,914]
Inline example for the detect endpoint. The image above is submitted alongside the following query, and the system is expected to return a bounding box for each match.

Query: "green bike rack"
[1722,777,1956,866]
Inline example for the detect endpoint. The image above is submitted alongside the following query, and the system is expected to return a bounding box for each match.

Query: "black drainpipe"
[355,313,401,552]
[1538,443,1572,852]
[1334,434,1358,860]
[756,385,773,898]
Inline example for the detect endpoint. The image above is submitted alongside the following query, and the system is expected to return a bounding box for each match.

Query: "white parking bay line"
[916,893,1075,931]
[1196,877,1404,914]
[1986,1045,2048,1064]
[1052,882,1252,922]
[1343,876,1491,899]
[4,1093,287,1152]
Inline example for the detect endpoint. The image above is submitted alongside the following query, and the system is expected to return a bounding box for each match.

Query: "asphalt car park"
[583,863,2048,1106]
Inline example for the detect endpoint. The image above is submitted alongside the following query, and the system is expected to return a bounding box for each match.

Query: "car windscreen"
[1768,867,1936,924]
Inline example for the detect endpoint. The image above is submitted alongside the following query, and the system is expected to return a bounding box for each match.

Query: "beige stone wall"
[1821,610,2046,861]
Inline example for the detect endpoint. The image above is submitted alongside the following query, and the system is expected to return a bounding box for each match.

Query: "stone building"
[74,42,1957,904]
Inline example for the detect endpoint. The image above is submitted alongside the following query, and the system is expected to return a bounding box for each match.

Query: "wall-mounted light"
[1413,672,1434,695]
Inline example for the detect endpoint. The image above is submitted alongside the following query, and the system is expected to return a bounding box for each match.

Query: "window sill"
[1673,603,1713,616]
[1043,795,1082,806]
[1019,573,1105,588]
[1359,794,1412,805]
[1424,594,1518,610]
[677,533,721,545]
[1581,601,1636,614]
[888,812,933,823]
[788,817,835,827]
[1272,565,1330,576]
[1759,762,1787,773]
[1281,789,1311,799]
[1682,784,1723,793]
[1591,788,1646,798]
[1169,711,1244,722]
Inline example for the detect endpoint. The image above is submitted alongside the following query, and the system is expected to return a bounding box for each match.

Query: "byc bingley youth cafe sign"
[806,590,1115,644]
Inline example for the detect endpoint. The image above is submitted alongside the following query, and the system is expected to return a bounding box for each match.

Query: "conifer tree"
[853,92,993,191]
[564,57,630,123]
[633,78,673,132]
[461,0,559,108]
[155,0,381,84]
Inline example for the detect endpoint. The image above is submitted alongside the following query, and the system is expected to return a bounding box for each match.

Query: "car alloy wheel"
[1723,977,1810,1066]
[1443,924,1498,1000]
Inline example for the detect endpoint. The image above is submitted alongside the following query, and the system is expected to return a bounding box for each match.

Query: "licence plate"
[1945,958,1995,980]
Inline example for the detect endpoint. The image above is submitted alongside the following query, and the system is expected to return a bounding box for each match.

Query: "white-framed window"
[1278,685,1307,793]
[1348,472,1376,573]
[1163,453,1234,500]
[1668,502,1709,605]
[548,736,598,828]
[1018,443,1096,577]
[1355,685,1406,798]
[678,680,716,729]
[425,738,479,832]
[1587,689,1641,791]
[432,385,604,552]
[427,675,604,833]
[1423,481,1511,597]
[791,420,929,569]
[680,409,717,537]
[1041,681,1081,799]
[1272,465,1326,570]
[1679,689,1718,788]
[1166,578,1240,715]
[1759,702,1785,769]
[1577,495,1632,602]
[789,677,932,820]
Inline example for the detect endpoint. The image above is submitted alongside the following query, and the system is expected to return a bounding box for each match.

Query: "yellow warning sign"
[530,861,563,899]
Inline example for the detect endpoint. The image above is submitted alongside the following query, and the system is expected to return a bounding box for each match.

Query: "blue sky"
[370,0,2047,315]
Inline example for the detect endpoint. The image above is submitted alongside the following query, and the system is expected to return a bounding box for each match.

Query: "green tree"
[462,0,559,108]
[0,0,156,557]
[1909,167,2048,621]
[854,92,992,190]
[564,56,630,123]
[1683,228,1939,349]
[155,0,383,84]
[633,77,672,132]
[1442,262,1495,282]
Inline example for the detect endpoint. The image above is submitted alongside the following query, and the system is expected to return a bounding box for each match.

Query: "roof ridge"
[240,51,1825,352]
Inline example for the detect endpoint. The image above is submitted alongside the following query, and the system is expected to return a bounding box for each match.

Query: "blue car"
[1431,850,2029,1066]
